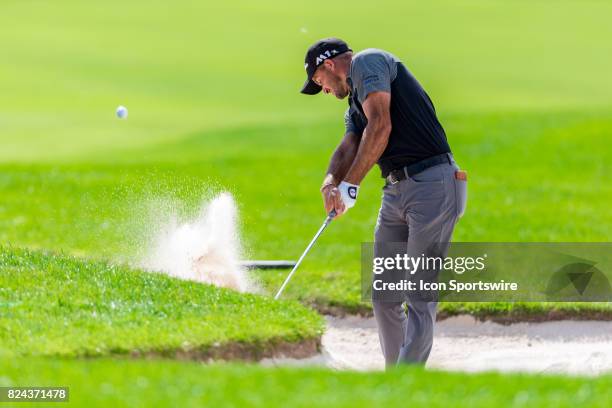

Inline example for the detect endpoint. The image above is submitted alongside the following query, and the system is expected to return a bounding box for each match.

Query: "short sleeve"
[351,53,392,105]
[344,107,358,134]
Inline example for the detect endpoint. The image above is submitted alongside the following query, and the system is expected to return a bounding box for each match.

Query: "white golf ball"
[116,105,128,119]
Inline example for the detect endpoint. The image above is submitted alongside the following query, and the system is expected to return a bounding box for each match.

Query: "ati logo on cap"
[315,49,339,65]
[348,186,358,199]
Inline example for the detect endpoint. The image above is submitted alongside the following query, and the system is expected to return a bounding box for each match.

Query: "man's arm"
[343,91,392,185]
[322,131,360,187]
[321,131,360,214]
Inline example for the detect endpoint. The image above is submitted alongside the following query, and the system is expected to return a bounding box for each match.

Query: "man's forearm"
[323,152,352,186]
[322,133,359,187]
[343,120,391,185]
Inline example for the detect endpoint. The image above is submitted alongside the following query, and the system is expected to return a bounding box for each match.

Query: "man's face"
[312,59,350,99]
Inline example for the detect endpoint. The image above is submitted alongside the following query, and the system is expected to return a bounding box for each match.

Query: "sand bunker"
[263,315,612,376]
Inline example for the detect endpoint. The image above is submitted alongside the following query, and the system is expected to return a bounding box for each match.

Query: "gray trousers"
[372,157,467,368]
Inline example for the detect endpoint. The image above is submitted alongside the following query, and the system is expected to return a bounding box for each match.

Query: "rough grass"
[1,359,611,407]
[439,302,612,323]
[0,247,324,358]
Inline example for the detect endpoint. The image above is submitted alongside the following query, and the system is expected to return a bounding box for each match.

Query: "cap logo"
[315,49,339,65]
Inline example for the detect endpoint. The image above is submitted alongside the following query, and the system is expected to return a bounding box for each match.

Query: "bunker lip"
[73,336,322,362]
[307,300,612,323]
[439,308,612,325]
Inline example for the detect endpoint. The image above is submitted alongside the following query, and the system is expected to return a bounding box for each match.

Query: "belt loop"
[403,166,409,180]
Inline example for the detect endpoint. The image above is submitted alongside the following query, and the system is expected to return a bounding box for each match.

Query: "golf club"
[274,209,337,300]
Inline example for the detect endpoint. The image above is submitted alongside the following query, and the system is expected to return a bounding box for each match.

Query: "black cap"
[300,38,352,95]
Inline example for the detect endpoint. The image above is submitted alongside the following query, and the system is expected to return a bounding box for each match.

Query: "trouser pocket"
[454,175,468,218]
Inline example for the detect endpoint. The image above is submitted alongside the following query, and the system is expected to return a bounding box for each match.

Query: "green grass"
[0,247,323,358]
[439,302,612,322]
[1,1,611,312]
[2,1,612,405]
[1,359,611,407]
[1,111,611,312]
[2,0,612,164]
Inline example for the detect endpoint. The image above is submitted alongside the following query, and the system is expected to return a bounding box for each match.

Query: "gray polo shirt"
[344,48,400,133]
[343,48,451,177]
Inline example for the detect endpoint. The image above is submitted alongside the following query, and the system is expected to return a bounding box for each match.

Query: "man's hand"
[320,131,359,218]
[337,181,359,213]
[321,183,345,216]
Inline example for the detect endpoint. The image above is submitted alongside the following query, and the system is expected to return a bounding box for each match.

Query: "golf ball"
[116,105,128,119]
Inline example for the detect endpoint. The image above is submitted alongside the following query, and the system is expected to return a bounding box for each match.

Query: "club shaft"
[274,214,333,300]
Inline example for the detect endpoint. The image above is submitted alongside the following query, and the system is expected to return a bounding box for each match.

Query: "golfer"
[300,38,467,367]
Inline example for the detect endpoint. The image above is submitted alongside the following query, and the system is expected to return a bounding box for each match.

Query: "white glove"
[338,181,359,210]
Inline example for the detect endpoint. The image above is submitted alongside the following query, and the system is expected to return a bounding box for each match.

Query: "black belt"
[386,153,453,185]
